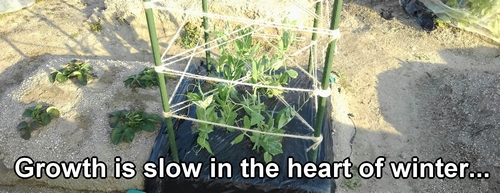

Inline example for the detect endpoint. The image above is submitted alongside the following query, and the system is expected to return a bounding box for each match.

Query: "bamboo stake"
[202,0,211,70]
[307,2,322,74]
[143,0,179,163]
[311,0,343,163]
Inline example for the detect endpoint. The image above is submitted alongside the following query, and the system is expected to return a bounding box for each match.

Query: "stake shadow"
[376,46,500,191]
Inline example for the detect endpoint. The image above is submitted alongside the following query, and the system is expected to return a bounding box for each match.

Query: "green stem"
[251,60,258,83]
[143,0,179,163]
[202,0,211,70]
[307,2,322,74]
[310,0,343,163]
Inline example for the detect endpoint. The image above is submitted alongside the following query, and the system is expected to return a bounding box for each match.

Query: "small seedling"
[176,22,202,49]
[49,59,97,85]
[108,110,162,145]
[90,22,102,32]
[17,104,59,140]
[124,67,176,88]
[343,165,362,189]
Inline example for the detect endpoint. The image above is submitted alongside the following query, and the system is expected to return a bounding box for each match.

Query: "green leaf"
[286,69,298,79]
[194,94,213,109]
[30,121,40,130]
[46,107,60,118]
[142,122,156,132]
[55,72,68,83]
[69,71,82,78]
[108,110,126,128]
[20,127,31,140]
[226,112,237,126]
[243,115,251,128]
[40,113,51,126]
[278,39,284,51]
[111,125,126,145]
[230,89,240,101]
[108,115,120,128]
[187,92,203,102]
[264,152,272,163]
[231,133,245,145]
[250,112,265,126]
[250,41,261,56]
[264,141,283,156]
[80,62,92,72]
[124,76,136,87]
[146,114,162,123]
[197,137,213,154]
[77,72,88,85]
[124,127,136,143]
[22,109,33,117]
[195,107,206,124]
[49,71,58,83]
[34,104,43,111]
[279,73,289,84]
[234,39,243,53]
[17,121,29,130]
[276,107,292,129]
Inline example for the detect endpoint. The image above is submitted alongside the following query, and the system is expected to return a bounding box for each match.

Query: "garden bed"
[0,57,185,192]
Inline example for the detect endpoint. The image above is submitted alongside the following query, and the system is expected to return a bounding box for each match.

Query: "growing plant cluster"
[49,59,97,85]
[17,59,164,143]
[124,67,176,89]
[186,20,304,163]
[108,110,163,145]
[176,22,202,49]
[124,67,160,88]
[17,104,59,140]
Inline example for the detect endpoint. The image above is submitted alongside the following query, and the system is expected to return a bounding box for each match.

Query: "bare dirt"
[0,0,499,192]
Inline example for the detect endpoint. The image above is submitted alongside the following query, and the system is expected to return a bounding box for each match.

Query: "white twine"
[151,6,338,37]
[291,0,327,25]
[161,1,198,60]
[330,29,341,40]
[163,111,324,151]
[307,134,323,151]
[155,66,328,94]
[142,1,156,9]
[157,23,331,91]
[168,39,200,105]
[313,87,332,97]
[160,22,268,65]
[274,94,315,132]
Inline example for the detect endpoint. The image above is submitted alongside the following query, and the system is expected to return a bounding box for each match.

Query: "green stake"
[310,0,343,163]
[143,0,179,163]
[202,0,211,70]
[307,1,322,74]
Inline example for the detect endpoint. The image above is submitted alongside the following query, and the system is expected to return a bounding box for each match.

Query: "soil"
[0,0,499,192]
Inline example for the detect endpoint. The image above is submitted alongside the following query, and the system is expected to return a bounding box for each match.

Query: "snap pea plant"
[188,19,301,163]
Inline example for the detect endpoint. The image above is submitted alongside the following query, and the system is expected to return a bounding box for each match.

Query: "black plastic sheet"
[400,0,437,31]
[145,63,335,193]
